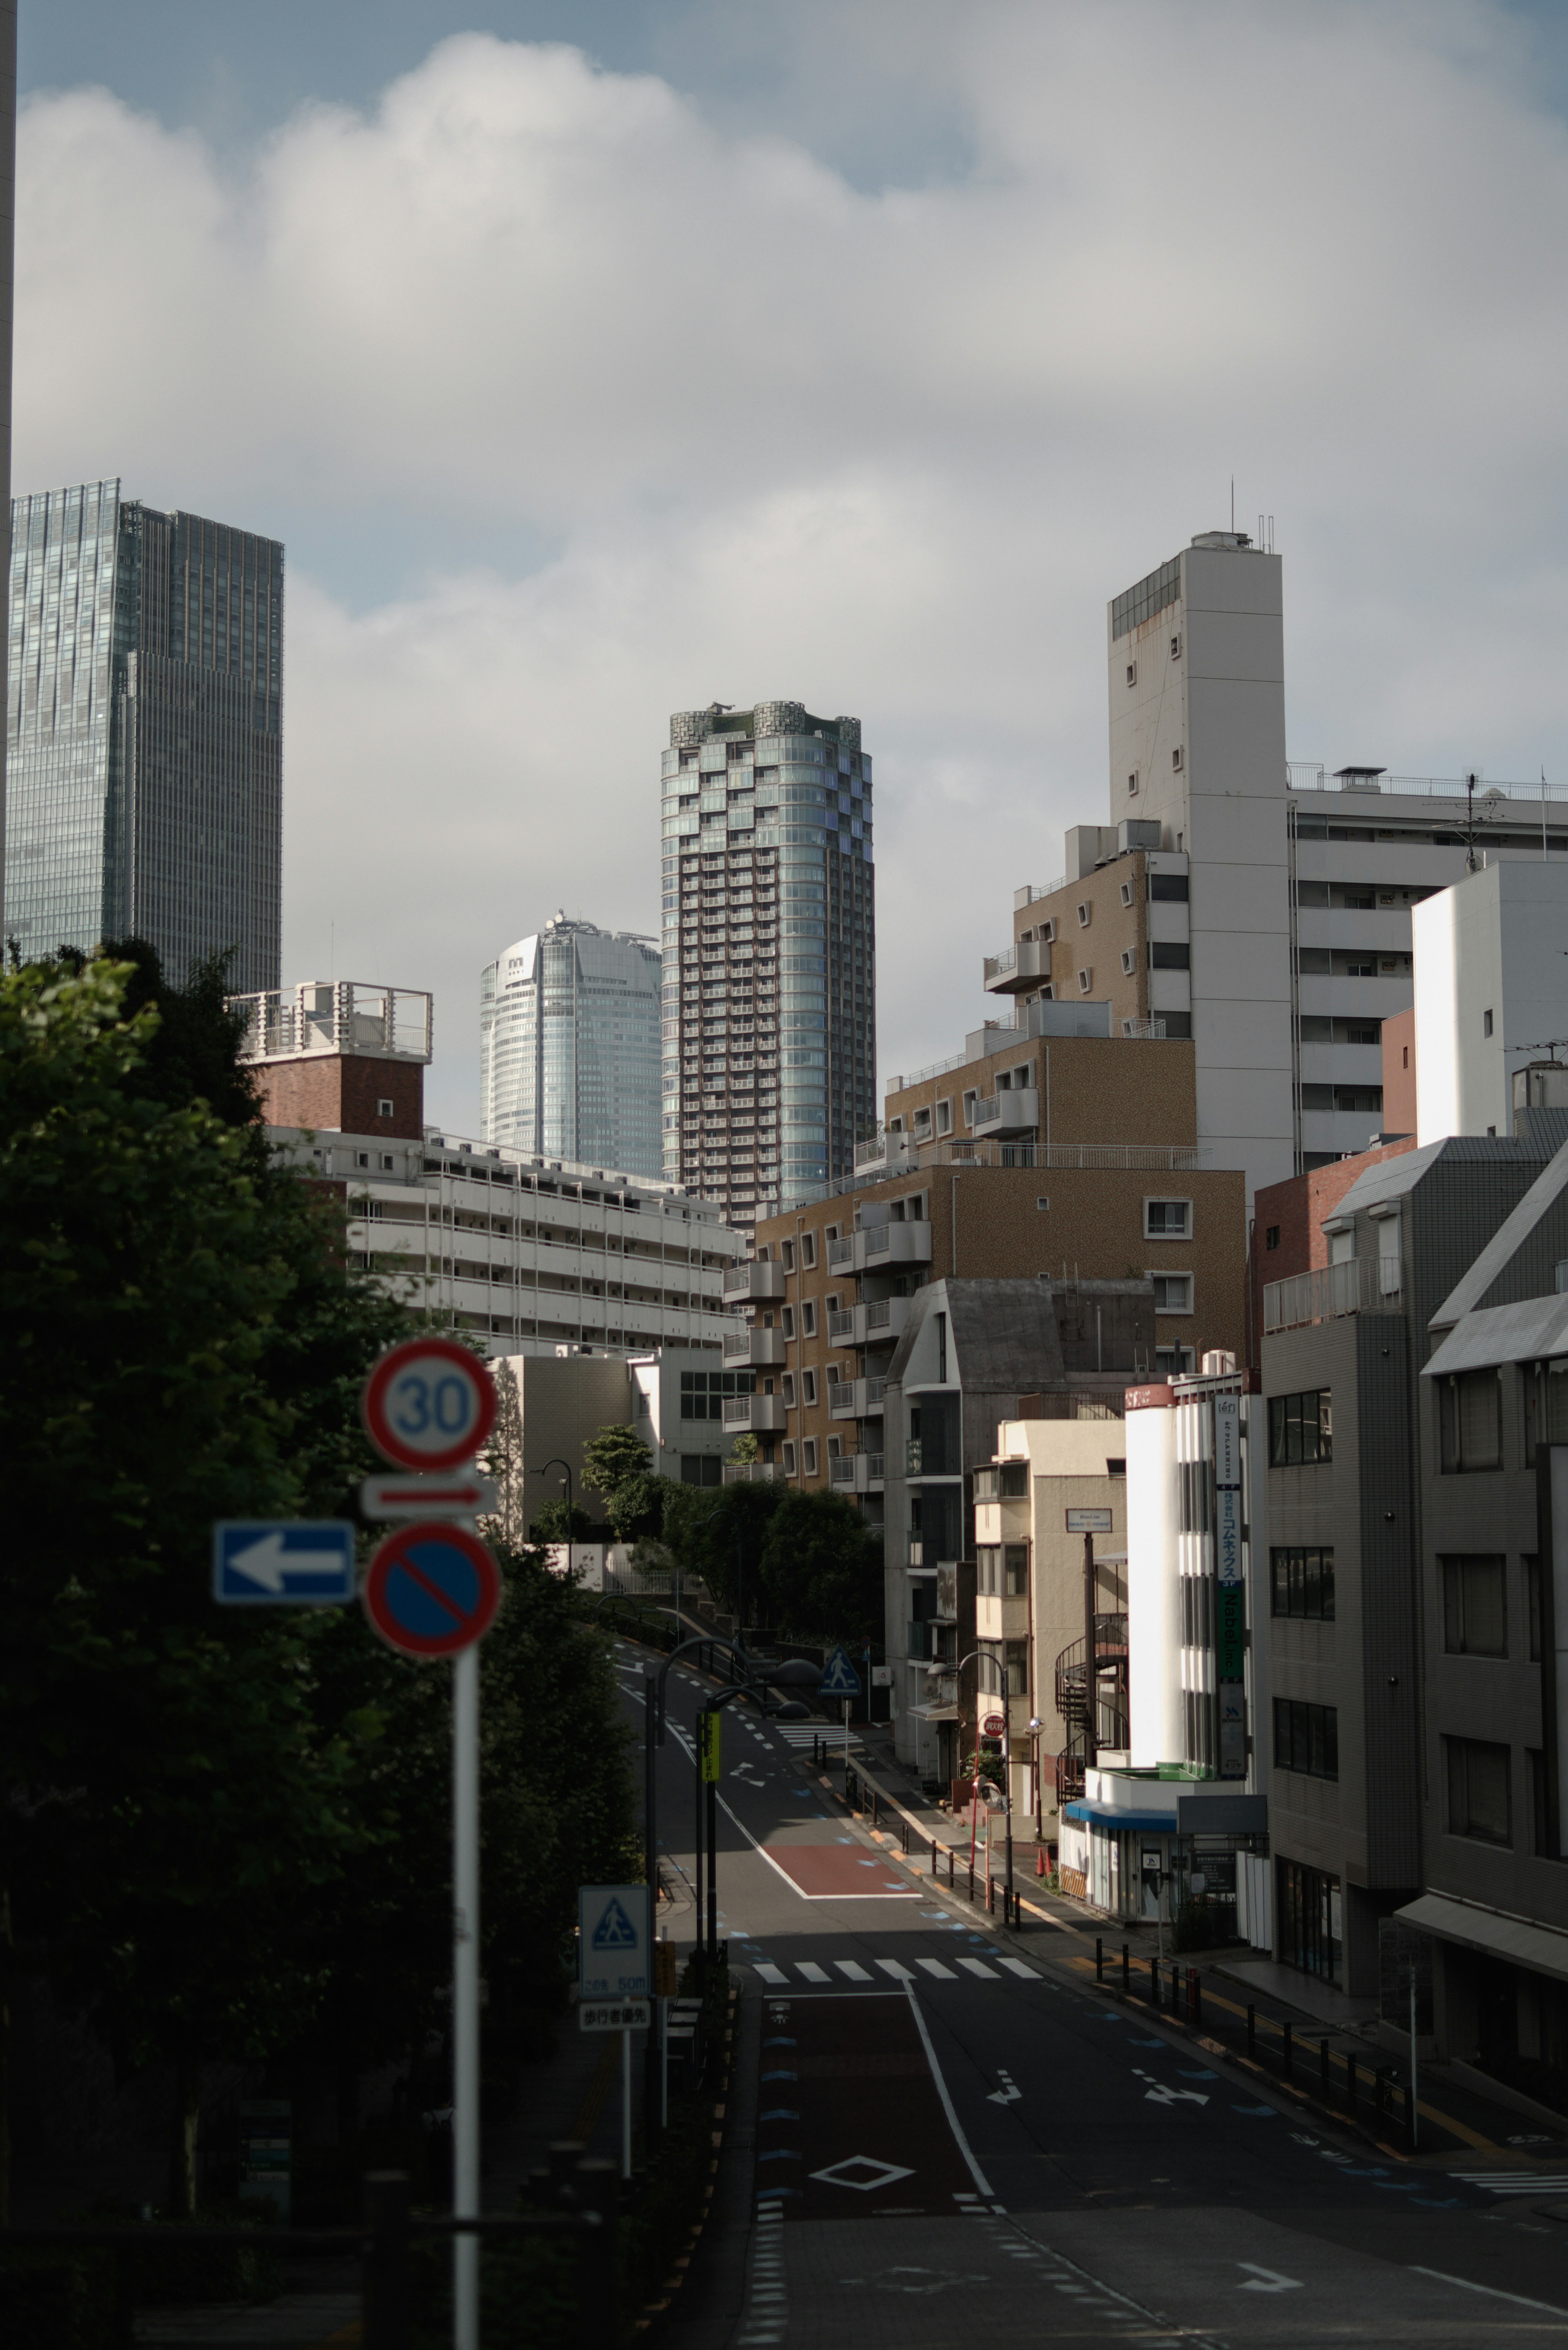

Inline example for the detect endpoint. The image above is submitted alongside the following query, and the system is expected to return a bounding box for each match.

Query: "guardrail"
[1264,1255,1400,1333]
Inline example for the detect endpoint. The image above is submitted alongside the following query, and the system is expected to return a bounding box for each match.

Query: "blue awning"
[1062,1802,1179,1831]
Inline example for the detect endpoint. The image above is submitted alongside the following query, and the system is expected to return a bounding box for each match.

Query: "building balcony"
[972,1086,1039,1137]
[722,1393,788,1434]
[853,1132,918,1176]
[829,1451,886,1494]
[722,1460,788,1484]
[1263,1254,1401,1334]
[722,1324,788,1367]
[829,1376,887,1420]
[231,980,433,1064]
[827,1296,912,1349]
[722,1259,787,1303]
[826,1222,934,1275]
[983,940,1051,995]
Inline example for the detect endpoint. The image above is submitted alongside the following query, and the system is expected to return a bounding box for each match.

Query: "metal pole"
[1083,1532,1098,1774]
[643,1673,660,2146]
[706,1774,718,1962]
[1002,1698,1014,1914]
[1409,1969,1420,2150]
[452,1644,480,2350]
[693,1710,704,1984]
[621,2027,632,2182]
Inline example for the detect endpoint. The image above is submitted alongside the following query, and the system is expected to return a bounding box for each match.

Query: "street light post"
[535,1457,575,1580]
[945,1648,1015,1917]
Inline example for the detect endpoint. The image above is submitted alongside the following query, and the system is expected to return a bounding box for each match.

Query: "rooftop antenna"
[1231,476,1234,533]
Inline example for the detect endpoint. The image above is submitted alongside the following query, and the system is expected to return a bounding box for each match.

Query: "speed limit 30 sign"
[361,1336,497,1472]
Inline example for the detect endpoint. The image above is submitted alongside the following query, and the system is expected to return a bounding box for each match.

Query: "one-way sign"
[213,1522,356,1605]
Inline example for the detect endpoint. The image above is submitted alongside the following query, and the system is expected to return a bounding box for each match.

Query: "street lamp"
[938,1649,1016,1918]
[534,1457,575,1581]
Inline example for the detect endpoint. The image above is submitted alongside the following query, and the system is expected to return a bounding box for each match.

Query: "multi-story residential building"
[1257,1121,1568,1997]
[1411,860,1568,1144]
[1412,1148,1568,2115]
[5,479,283,991]
[1019,524,1568,1180]
[739,1030,1245,1508]
[480,912,662,1179]
[231,977,742,1358]
[660,700,875,1226]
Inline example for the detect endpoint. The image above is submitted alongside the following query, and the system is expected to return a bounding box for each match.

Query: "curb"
[634,1980,740,2337]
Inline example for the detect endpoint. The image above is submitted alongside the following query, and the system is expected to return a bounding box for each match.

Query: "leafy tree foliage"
[580,1423,670,1540]
[756,1490,882,1638]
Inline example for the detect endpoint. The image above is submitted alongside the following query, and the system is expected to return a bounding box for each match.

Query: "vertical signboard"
[1214,1393,1246,1779]
[1539,1448,1568,1857]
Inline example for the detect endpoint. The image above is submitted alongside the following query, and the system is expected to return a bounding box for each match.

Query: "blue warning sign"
[818,1646,863,1699]
[579,1883,650,2002]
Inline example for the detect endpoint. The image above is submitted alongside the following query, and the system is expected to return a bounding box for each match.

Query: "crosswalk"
[1450,2170,1568,2196]
[749,1952,1040,1987]
[773,1722,862,1751]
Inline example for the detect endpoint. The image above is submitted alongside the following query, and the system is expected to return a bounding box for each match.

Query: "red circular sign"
[362,1337,496,1472]
[362,1521,502,1658]
[981,1714,1006,1738]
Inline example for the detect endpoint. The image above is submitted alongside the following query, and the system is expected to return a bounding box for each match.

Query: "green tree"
[581,1423,670,1541]
[662,1479,784,1625]
[756,1489,882,1639]
[0,948,409,2212]
[529,1496,596,1544]
[728,1433,760,1464]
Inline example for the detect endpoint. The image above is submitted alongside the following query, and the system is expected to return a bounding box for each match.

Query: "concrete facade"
[1413,861,1568,1145]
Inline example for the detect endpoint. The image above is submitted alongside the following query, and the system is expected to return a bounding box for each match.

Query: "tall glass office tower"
[661,701,876,1223]
[3,480,283,990]
[480,912,662,1177]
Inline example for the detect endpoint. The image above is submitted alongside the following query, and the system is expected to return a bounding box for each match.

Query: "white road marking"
[902,1982,995,2198]
[755,1963,788,1985]
[835,1960,873,1981]
[917,1958,958,1978]
[1410,2267,1568,2318]
[796,1961,831,1983]
[1237,2263,1303,2293]
[958,1957,1000,1979]
[998,1957,1038,1978]
[875,1959,914,1981]
[1450,2171,1568,2195]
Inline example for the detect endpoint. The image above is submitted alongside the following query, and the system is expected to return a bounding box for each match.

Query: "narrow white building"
[1412,860,1568,1143]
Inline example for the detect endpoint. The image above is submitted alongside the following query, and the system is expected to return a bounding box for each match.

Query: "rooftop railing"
[1287,765,1568,805]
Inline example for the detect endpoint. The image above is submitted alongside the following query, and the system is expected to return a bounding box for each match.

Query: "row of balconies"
[829,1451,885,1494]
[826,1222,933,1274]
[829,1376,886,1420]
[719,1292,914,1365]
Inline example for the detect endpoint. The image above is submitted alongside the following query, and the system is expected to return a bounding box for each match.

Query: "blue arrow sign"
[213,1521,356,1605]
[818,1646,862,1698]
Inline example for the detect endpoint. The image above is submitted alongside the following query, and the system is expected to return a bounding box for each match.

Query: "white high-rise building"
[480,913,662,1179]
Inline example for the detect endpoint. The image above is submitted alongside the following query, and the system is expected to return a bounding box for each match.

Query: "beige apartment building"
[980,832,1190,1047]
[732,1027,1247,1529]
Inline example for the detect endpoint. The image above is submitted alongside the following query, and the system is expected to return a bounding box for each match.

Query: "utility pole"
[1082,1531,1098,1778]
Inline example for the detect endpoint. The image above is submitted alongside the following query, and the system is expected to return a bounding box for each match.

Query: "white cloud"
[16,7,1568,1130]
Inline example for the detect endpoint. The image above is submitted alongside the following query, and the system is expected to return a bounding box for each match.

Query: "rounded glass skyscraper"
[480,912,662,1178]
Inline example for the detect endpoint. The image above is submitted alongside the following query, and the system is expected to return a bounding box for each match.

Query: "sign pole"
[452,1642,481,2350]
[621,2026,633,2181]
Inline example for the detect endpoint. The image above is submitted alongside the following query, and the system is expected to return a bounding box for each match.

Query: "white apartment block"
[1009,528,1568,1182]
[270,1127,743,1360]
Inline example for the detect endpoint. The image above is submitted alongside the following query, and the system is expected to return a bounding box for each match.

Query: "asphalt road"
[619,1641,1568,2348]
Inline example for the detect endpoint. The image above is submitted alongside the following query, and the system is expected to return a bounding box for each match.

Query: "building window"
[802,1438,818,1477]
[1265,1224,1280,1250]
[782,1306,795,1339]
[1268,1390,1332,1466]
[357,1152,370,1168]
[1171,634,1181,659]
[1277,1857,1340,1981]
[963,1089,978,1126]
[936,1097,952,1135]
[782,1373,796,1406]
[782,1441,797,1474]
[802,1300,816,1337]
[1125,660,1136,687]
[1121,948,1136,974]
[1441,1554,1507,1656]
[1077,901,1091,929]
[1523,1359,1568,1460]
[1530,1748,1550,1855]
[936,1311,948,1382]
[1154,1344,1195,1377]
[826,1293,840,1316]
[782,1240,795,1271]
[1077,967,1093,994]
[1144,1198,1192,1239]
[1127,769,1139,796]
[801,1232,816,1268]
[679,1369,755,1420]
[1004,1543,1029,1596]
[1039,918,1056,943]
[1528,1553,1543,1661]
[1172,746,1184,771]
[1120,879,1134,908]
[1274,1698,1339,1781]
[1483,1009,1494,1038]
[1271,1547,1335,1621]
[977,1546,999,1595]
[1149,1272,1193,1314]
[1149,941,1191,970]
[1004,1638,1030,1695]
[802,1369,817,1407]
[377,1098,394,1117]
[381,1154,394,1171]
[1036,1196,1050,1212]
[1439,1369,1502,1472]
[1446,1736,1512,1846]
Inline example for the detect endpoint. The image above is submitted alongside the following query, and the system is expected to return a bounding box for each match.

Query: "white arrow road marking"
[227,1532,343,1590]
[1237,2263,1303,2293]
[987,2070,1022,2105]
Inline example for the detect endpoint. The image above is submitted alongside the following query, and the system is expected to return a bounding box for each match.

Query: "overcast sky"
[19,2,1568,1132]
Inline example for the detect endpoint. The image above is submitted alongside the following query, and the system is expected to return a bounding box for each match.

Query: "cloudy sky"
[18,2,1568,1130]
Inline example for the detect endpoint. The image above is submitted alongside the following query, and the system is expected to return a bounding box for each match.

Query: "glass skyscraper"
[480,912,662,1177]
[4,479,283,990]
[661,701,876,1222]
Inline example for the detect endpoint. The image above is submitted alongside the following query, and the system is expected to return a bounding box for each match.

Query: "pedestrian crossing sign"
[818,1647,862,1698]
[578,1883,650,2001]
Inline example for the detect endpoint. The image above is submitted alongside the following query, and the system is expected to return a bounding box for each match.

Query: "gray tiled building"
[1260,1126,1568,1999]
[4,480,283,991]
